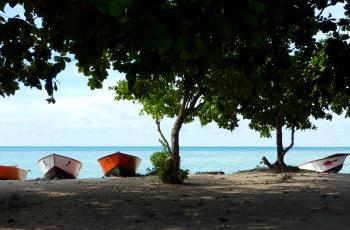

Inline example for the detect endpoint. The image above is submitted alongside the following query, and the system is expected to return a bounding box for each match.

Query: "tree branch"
[316,8,325,19]
[316,4,333,19]
[282,126,295,156]
[181,86,190,113]
[185,90,204,115]
[189,101,205,115]
[155,120,172,154]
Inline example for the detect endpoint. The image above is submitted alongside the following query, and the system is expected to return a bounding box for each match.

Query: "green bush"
[150,150,168,175]
[149,145,189,184]
[178,168,189,183]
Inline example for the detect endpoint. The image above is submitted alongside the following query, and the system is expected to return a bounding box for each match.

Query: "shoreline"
[1,172,349,229]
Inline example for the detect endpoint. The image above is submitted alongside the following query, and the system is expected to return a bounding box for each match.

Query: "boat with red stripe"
[298,153,349,173]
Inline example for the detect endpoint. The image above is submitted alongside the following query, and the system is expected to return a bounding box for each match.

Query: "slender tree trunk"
[261,116,296,171]
[170,121,181,176]
[164,79,203,183]
[275,115,286,168]
[155,120,171,154]
[167,103,187,183]
[167,84,203,183]
[162,83,190,184]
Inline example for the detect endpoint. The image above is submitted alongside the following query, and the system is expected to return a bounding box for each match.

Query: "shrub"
[150,150,168,175]
[149,144,189,184]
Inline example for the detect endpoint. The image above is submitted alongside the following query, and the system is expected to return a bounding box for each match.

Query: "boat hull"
[0,166,27,180]
[38,154,82,179]
[98,152,141,177]
[299,153,349,173]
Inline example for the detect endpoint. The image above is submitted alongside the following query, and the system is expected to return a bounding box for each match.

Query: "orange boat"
[0,165,28,180]
[98,152,141,177]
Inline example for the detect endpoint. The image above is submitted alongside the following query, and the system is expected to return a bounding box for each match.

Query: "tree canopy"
[1,0,350,179]
[2,0,334,98]
[196,1,349,169]
[0,1,70,102]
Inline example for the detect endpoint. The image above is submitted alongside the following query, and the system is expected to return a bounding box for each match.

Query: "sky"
[0,4,350,147]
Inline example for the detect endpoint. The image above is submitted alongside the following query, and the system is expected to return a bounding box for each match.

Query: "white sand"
[0,172,349,229]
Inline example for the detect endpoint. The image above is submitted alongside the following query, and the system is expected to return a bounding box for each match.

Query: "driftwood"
[261,156,300,172]
[261,156,273,169]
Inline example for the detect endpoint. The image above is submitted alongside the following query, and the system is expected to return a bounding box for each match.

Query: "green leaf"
[244,13,258,26]
[157,35,173,55]
[251,1,266,13]
[151,23,167,38]
[0,0,6,11]
[174,35,190,51]
[93,0,132,18]
[194,36,206,56]
[180,49,192,60]
[218,20,231,37]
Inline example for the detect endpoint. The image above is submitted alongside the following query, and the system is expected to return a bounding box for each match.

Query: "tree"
[1,0,301,100]
[241,49,332,171]
[114,74,206,183]
[2,0,348,177]
[309,2,350,129]
[199,0,344,171]
[0,1,70,102]
[111,0,336,178]
[1,0,273,183]
[114,62,243,182]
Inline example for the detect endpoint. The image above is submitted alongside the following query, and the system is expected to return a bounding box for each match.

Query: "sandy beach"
[1,172,349,230]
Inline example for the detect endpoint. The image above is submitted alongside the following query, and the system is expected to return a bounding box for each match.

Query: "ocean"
[1,146,349,179]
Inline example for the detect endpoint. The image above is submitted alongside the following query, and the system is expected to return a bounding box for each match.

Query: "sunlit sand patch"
[34,190,76,197]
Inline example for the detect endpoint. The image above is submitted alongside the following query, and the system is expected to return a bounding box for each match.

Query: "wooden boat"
[98,152,141,177]
[38,154,82,179]
[0,165,27,180]
[298,153,349,173]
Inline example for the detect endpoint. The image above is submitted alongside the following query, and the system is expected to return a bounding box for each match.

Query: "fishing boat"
[0,165,28,180]
[98,152,141,177]
[298,153,349,173]
[38,154,82,179]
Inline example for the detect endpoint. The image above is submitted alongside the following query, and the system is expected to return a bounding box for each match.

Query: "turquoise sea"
[1,146,350,179]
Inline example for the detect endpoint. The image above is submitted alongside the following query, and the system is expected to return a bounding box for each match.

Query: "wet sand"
[1,172,349,229]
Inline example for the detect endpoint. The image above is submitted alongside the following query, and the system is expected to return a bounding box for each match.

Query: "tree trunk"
[275,115,286,168]
[164,111,186,184]
[166,91,188,184]
[164,82,203,183]
[261,116,296,172]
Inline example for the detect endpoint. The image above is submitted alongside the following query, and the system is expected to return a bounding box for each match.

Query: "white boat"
[298,153,349,173]
[38,154,82,179]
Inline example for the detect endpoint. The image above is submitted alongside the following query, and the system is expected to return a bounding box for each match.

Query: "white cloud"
[1,61,350,147]
[0,82,166,146]
[2,85,350,147]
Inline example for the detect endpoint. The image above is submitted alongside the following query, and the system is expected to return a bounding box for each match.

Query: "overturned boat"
[38,154,82,179]
[98,152,141,177]
[0,165,28,180]
[299,153,349,173]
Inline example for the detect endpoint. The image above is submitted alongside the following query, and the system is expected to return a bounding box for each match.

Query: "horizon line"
[1,145,350,148]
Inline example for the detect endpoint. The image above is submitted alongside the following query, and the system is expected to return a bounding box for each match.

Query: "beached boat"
[298,153,349,173]
[38,154,82,179]
[98,152,141,177]
[0,165,27,180]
